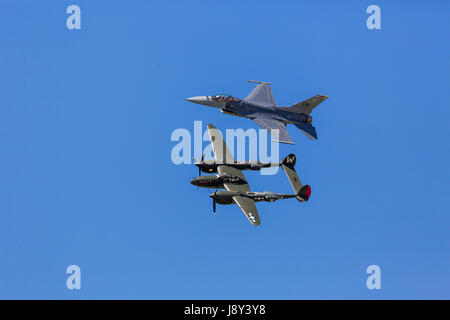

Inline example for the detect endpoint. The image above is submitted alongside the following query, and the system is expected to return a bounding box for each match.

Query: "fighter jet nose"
[186,96,214,107]
[186,96,206,103]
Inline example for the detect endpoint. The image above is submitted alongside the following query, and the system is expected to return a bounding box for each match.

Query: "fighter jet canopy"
[211,94,240,102]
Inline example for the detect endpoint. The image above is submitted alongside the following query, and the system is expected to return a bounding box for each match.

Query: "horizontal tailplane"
[294,122,318,140]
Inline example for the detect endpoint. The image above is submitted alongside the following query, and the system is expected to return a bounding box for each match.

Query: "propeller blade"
[198,153,205,176]
[213,199,216,215]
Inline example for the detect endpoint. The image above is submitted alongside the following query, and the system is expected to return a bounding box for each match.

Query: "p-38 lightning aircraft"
[186,80,328,144]
[190,124,311,226]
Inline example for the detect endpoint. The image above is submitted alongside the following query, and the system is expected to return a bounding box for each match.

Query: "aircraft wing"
[207,124,234,163]
[232,196,261,226]
[244,82,276,107]
[207,124,261,225]
[207,123,248,189]
[217,164,260,226]
[252,117,294,144]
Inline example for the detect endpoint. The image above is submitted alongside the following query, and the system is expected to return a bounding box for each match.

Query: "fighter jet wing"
[252,117,294,144]
[244,82,276,107]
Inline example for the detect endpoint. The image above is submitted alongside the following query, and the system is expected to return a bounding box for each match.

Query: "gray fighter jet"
[186,80,328,144]
[191,124,311,226]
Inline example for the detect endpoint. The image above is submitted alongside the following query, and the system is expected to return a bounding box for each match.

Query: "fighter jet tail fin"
[245,81,277,107]
[280,95,328,115]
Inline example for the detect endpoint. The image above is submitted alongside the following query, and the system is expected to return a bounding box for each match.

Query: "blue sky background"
[0,0,449,299]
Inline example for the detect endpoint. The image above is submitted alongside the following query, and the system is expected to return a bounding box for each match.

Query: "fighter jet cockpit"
[210,94,240,102]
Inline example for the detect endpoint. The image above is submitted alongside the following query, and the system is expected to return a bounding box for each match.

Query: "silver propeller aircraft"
[191,124,311,226]
[186,80,328,144]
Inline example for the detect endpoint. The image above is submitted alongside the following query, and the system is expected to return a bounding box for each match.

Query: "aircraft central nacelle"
[217,173,247,185]
[190,173,248,189]
[263,194,280,202]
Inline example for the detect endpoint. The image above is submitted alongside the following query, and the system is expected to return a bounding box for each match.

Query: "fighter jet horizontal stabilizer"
[248,80,272,85]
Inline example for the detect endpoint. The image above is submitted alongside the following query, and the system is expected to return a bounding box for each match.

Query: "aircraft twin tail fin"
[281,154,311,202]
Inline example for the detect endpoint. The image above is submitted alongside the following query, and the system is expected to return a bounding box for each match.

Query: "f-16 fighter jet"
[186,80,328,144]
[190,124,311,226]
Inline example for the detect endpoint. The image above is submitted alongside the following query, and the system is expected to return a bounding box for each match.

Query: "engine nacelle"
[210,191,235,205]
[264,194,279,202]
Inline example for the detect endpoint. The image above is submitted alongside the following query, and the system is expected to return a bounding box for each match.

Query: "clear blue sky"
[0,0,449,299]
